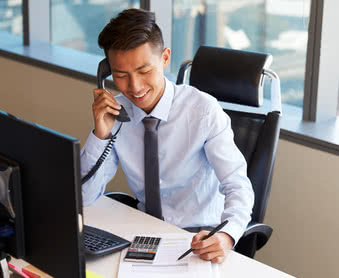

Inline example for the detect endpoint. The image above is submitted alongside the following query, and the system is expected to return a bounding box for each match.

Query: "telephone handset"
[81,59,130,185]
[97,58,130,122]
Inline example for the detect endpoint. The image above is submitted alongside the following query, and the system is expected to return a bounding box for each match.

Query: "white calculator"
[124,236,161,263]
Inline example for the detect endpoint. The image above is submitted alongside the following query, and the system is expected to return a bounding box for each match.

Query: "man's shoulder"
[172,82,219,111]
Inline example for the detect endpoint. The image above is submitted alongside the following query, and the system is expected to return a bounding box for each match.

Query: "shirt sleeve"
[80,130,119,206]
[203,99,254,246]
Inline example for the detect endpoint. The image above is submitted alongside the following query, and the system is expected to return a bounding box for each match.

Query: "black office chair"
[176,46,281,258]
[105,191,139,208]
[105,45,281,258]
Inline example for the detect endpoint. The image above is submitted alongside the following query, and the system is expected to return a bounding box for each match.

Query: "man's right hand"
[92,88,121,140]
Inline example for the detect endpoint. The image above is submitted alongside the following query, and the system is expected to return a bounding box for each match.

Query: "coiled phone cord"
[81,123,123,185]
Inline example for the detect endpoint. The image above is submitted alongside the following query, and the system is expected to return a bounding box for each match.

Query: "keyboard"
[83,225,130,256]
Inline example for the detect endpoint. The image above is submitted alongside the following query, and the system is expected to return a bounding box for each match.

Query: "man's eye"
[114,74,127,79]
[140,69,152,74]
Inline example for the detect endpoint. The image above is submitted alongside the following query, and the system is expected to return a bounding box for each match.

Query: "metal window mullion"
[303,0,323,121]
[23,0,51,45]
[23,0,29,45]
[303,0,339,122]
[140,0,150,10]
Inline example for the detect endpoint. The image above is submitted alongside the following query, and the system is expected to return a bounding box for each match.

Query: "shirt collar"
[132,77,174,125]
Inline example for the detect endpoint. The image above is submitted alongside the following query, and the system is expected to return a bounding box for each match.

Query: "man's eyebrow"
[112,63,151,74]
[135,63,151,71]
[112,69,128,74]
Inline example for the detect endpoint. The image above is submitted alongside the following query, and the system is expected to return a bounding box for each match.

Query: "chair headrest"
[190,46,272,107]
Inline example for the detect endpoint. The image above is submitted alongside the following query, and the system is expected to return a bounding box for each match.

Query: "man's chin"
[132,101,148,111]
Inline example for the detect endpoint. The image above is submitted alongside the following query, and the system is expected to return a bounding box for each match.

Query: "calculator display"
[125,252,155,260]
[128,252,154,258]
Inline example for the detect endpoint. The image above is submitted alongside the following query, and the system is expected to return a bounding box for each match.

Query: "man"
[81,8,254,264]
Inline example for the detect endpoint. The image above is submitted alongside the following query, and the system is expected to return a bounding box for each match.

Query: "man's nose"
[128,75,142,92]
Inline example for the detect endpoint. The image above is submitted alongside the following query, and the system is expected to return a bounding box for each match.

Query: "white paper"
[117,233,213,278]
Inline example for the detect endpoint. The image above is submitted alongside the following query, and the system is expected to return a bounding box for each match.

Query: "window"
[0,0,338,152]
[50,0,140,56]
[0,0,23,36]
[172,0,311,108]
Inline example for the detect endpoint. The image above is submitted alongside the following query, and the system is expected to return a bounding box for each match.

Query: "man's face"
[107,43,171,114]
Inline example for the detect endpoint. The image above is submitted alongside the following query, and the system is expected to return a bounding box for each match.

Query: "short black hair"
[98,8,164,57]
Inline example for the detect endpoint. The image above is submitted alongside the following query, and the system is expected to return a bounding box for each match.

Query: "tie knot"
[142,117,160,132]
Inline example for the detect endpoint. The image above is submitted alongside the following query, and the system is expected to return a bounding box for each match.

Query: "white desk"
[84,196,294,278]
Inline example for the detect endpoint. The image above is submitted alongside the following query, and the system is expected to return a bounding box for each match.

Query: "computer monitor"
[0,110,85,277]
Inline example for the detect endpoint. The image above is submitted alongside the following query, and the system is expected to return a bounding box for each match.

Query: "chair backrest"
[177,46,281,224]
[189,46,272,107]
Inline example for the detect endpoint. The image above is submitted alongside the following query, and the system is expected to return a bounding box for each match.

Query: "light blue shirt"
[81,78,254,244]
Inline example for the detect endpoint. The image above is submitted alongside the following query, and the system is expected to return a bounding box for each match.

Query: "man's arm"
[80,131,119,206]
[205,100,254,242]
[193,99,254,263]
[81,87,122,206]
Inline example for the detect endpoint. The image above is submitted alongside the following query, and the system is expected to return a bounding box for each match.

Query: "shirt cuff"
[219,220,246,247]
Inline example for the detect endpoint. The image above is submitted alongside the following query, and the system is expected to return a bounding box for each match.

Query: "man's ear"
[162,48,171,69]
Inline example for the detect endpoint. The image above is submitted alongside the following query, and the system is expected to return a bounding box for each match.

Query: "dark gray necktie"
[142,117,162,219]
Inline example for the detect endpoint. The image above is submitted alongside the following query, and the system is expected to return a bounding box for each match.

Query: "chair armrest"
[242,222,273,251]
[176,60,192,85]
[104,191,139,209]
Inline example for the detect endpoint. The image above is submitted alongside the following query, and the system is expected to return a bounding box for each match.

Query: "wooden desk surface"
[84,196,294,278]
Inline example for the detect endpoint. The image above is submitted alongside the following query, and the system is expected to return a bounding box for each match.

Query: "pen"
[177,219,229,261]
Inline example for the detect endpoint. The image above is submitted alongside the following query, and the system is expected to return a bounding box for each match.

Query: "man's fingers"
[91,88,119,139]
[93,97,121,111]
[103,106,120,116]
[92,90,122,118]
[93,88,117,102]
[93,104,120,122]
[93,88,104,100]
[93,90,115,103]
[191,231,232,264]
[192,231,209,243]
[192,243,221,255]
[199,250,225,262]
[192,231,215,249]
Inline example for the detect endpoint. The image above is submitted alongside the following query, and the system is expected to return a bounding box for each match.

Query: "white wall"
[255,139,339,278]
[1,56,339,278]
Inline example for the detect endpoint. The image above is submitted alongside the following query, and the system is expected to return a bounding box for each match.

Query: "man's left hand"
[191,231,234,264]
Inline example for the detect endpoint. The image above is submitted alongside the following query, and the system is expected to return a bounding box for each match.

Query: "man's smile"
[131,89,151,100]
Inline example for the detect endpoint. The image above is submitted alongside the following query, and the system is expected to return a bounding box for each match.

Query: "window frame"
[303,0,322,121]
[303,0,339,122]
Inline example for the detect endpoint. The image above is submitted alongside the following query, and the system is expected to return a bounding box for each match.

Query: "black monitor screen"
[0,111,85,277]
